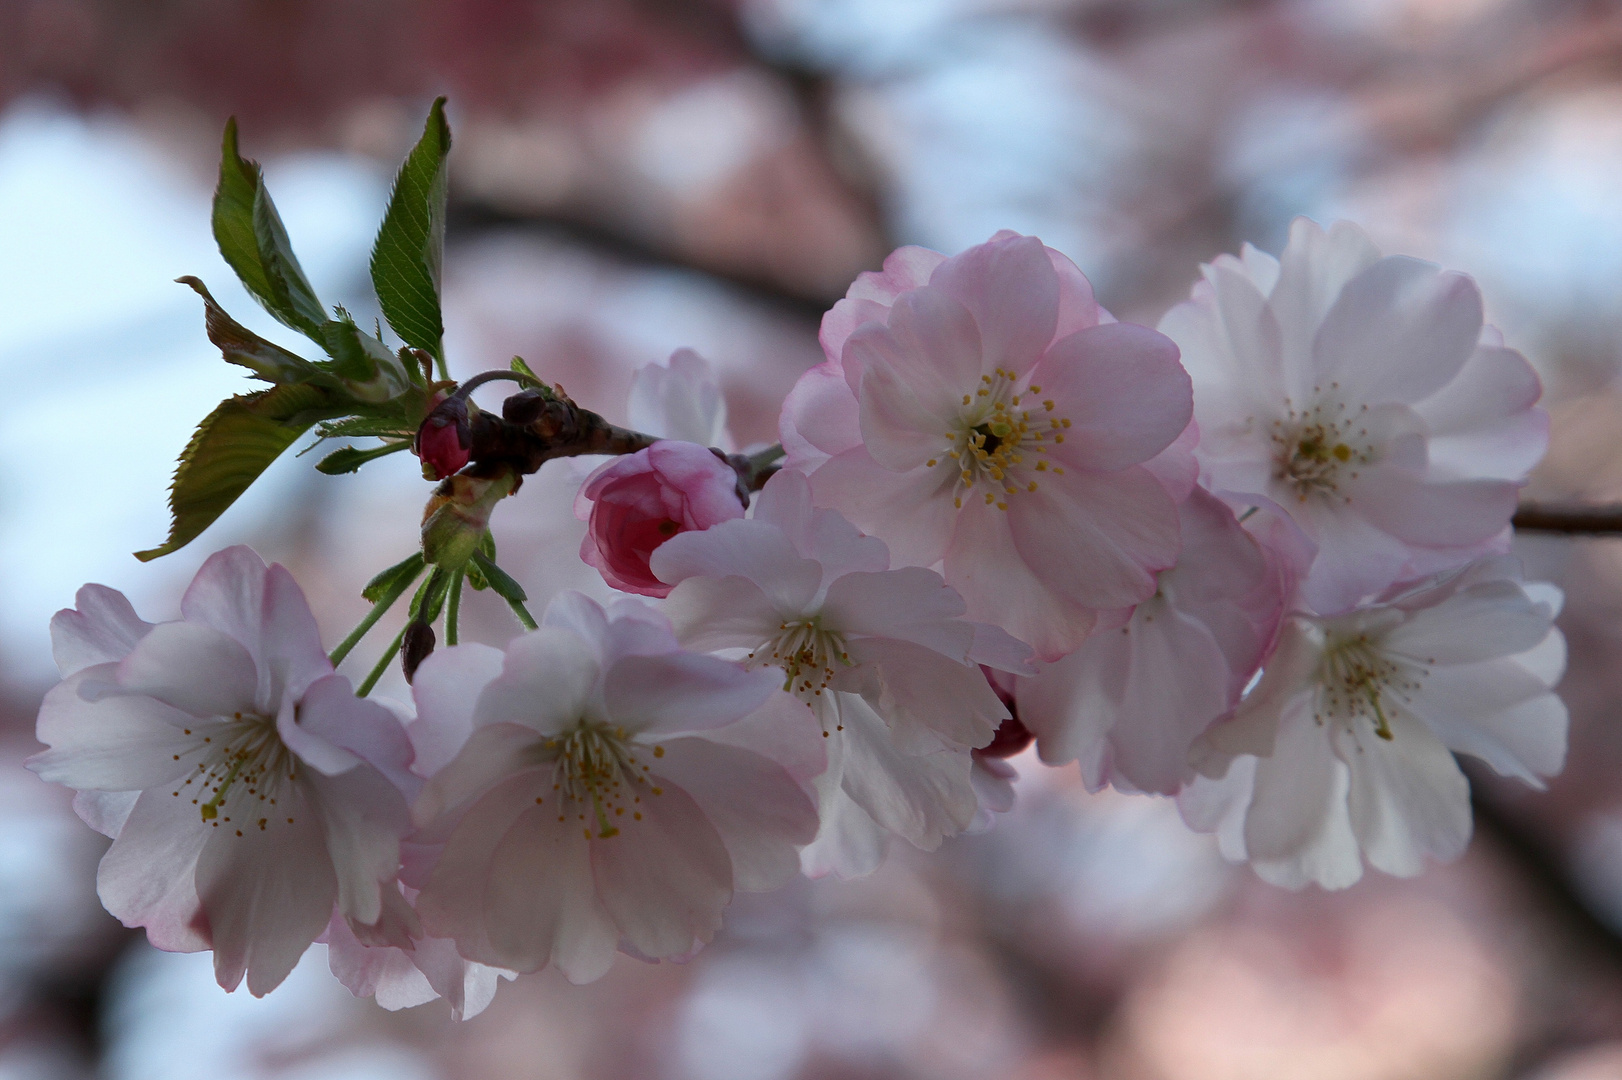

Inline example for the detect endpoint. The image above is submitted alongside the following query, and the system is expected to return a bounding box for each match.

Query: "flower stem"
[329,557,426,667]
[357,626,406,696]
[446,571,464,646]
[507,596,539,631]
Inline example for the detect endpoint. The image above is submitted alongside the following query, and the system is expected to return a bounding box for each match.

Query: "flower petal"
[96,788,211,953]
[821,568,974,659]
[807,448,958,569]
[927,233,1058,377]
[474,628,600,735]
[31,667,196,790]
[1335,708,1470,878]
[409,643,506,779]
[51,584,152,676]
[116,622,258,720]
[1037,322,1193,471]
[605,653,778,734]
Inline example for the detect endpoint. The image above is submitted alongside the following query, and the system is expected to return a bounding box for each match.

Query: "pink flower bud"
[415,393,471,480]
[575,441,745,597]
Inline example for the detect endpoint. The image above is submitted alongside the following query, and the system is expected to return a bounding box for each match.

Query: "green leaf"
[362,551,426,603]
[178,276,326,384]
[510,355,539,381]
[371,98,450,366]
[315,416,417,440]
[469,550,527,603]
[316,440,412,475]
[411,567,455,623]
[464,532,496,590]
[211,119,326,339]
[319,319,412,403]
[135,383,344,562]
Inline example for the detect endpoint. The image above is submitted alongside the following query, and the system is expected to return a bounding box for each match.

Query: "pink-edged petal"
[412,724,544,835]
[1417,343,1546,481]
[1048,244,1101,339]
[821,567,973,658]
[474,628,600,735]
[96,788,210,952]
[305,765,409,926]
[662,576,784,653]
[847,244,945,303]
[945,499,1100,661]
[1142,419,1200,502]
[258,562,334,701]
[1269,218,1382,376]
[829,692,978,850]
[651,518,822,611]
[1019,641,1123,785]
[969,622,1036,675]
[195,782,338,995]
[1409,661,1567,785]
[1195,261,1287,410]
[1335,708,1470,878]
[73,789,139,838]
[838,637,1004,751]
[704,690,827,790]
[1037,322,1193,471]
[275,682,363,778]
[809,448,957,569]
[1242,706,1363,889]
[1007,464,1180,610]
[51,584,152,676]
[116,622,257,720]
[927,233,1058,377]
[1313,257,1483,404]
[605,653,778,734]
[849,286,985,423]
[781,361,863,471]
[31,667,195,790]
[752,469,891,578]
[409,643,506,778]
[647,736,818,892]
[590,779,732,959]
[1349,467,1519,549]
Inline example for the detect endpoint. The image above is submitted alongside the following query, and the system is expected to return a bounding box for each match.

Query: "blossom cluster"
[32,217,1565,1014]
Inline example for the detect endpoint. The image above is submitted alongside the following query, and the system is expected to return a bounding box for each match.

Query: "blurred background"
[5,0,1622,1077]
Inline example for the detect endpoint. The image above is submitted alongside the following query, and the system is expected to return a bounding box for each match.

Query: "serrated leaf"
[363,552,426,603]
[135,383,344,562]
[212,119,325,339]
[316,441,412,475]
[314,416,417,440]
[469,550,527,603]
[371,98,450,364]
[178,276,326,384]
[510,355,539,381]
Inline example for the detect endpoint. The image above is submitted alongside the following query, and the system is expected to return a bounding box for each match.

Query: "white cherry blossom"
[652,470,1033,879]
[410,593,818,982]
[1160,218,1548,612]
[30,547,418,995]
[1179,557,1566,889]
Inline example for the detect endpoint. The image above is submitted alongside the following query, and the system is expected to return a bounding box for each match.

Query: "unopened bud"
[402,620,436,682]
[415,393,473,480]
[421,469,517,569]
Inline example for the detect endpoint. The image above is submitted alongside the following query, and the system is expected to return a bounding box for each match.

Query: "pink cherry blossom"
[780,231,1194,660]
[410,592,818,982]
[1180,556,1566,889]
[1016,489,1296,796]
[628,348,732,448]
[1159,217,1549,612]
[575,440,746,598]
[30,547,418,996]
[653,470,1033,879]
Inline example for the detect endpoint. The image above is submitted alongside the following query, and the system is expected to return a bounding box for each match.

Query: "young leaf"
[316,440,412,475]
[212,119,326,338]
[372,98,450,367]
[469,550,527,603]
[135,384,343,562]
[362,551,426,603]
[510,355,539,381]
[320,319,412,403]
[178,277,325,384]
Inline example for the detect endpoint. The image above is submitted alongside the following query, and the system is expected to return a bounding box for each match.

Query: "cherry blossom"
[780,230,1195,659]
[575,441,746,597]
[1016,489,1295,795]
[652,470,1032,879]
[1179,557,1566,889]
[30,548,418,995]
[628,347,732,449]
[410,592,818,982]
[1159,217,1548,612]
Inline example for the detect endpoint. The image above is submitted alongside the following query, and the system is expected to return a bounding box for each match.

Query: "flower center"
[748,617,851,703]
[926,367,1072,512]
[1270,394,1373,501]
[172,712,298,834]
[1314,634,1426,742]
[540,723,662,840]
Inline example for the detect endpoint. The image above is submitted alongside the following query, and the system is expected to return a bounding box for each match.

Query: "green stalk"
[446,570,464,646]
[357,627,407,697]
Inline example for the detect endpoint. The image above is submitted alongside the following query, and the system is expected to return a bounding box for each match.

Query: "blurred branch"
[446,199,834,321]
[1514,502,1622,534]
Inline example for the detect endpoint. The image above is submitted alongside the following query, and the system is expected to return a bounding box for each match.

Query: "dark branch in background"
[1513,502,1622,534]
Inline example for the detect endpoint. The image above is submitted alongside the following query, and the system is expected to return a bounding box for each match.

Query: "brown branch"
[1514,503,1622,535]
